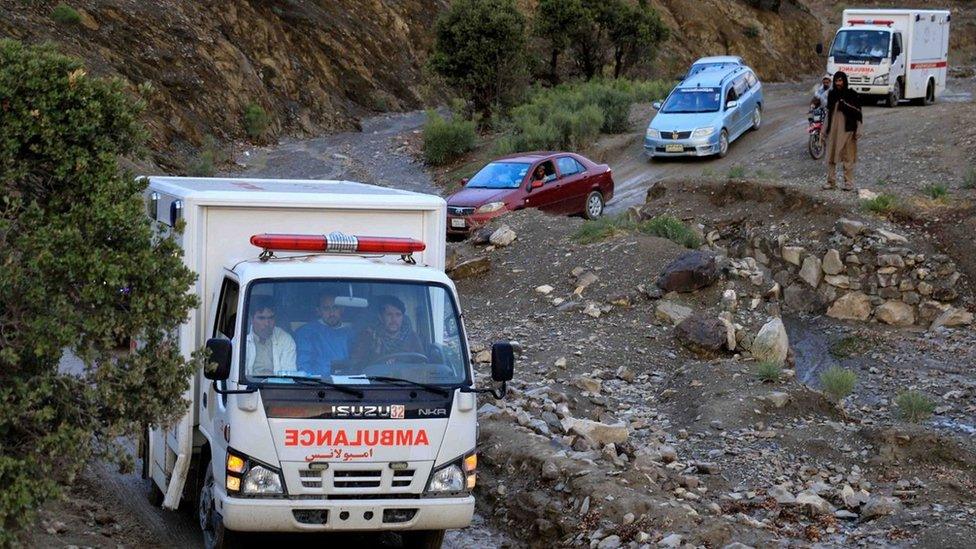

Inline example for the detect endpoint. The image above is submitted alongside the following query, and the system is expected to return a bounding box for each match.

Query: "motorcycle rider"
[811,74,831,111]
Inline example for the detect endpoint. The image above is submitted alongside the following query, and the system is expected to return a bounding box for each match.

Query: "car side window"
[556,157,581,177]
[733,75,749,96]
[531,160,557,186]
[745,71,758,89]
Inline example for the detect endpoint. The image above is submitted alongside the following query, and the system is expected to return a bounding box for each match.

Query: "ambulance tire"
[200,465,239,549]
[401,530,446,549]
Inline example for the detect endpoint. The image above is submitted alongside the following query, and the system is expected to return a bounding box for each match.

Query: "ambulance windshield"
[830,29,890,63]
[239,279,468,387]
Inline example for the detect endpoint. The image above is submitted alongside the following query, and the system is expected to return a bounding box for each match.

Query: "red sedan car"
[446,152,614,236]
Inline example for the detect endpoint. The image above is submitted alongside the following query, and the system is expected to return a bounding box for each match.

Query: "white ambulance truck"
[140,177,515,548]
[822,9,950,107]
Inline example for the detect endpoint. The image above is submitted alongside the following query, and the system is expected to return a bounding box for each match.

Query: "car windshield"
[661,88,721,114]
[466,162,530,189]
[830,30,890,63]
[240,279,468,387]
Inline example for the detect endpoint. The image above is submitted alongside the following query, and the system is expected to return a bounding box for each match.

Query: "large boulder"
[751,318,789,365]
[675,314,728,357]
[799,256,823,288]
[656,251,718,293]
[783,283,827,313]
[448,256,490,280]
[822,249,844,275]
[875,301,915,326]
[561,417,629,446]
[930,307,974,329]
[489,224,517,247]
[826,292,872,321]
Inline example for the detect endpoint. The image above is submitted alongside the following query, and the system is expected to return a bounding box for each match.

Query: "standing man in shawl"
[824,71,863,191]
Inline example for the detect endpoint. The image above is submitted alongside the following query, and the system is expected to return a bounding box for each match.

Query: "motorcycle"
[807,107,825,159]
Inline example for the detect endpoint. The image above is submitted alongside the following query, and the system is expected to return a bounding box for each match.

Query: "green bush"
[638,216,701,248]
[51,3,81,24]
[501,79,669,151]
[820,366,857,402]
[187,136,227,177]
[894,390,935,423]
[923,183,947,200]
[422,111,477,165]
[727,165,746,179]
[572,214,635,244]
[861,193,899,214]
[829,335,871,358]
[754,361,782,383]
[0,39,199,544]
[964,167,976,189]
[744,24,761,38]
[243,102,269,139]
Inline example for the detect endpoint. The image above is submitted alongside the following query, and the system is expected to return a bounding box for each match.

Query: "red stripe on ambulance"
[284,428,430,447]
[910,61,948,69]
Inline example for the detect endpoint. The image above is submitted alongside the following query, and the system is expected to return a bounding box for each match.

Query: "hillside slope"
[0,0,446,165]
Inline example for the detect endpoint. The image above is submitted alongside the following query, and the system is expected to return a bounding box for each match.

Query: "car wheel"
[751,106,762,130]
[199,464,236,549]
[717,129,729,158]
[583,191,604,220]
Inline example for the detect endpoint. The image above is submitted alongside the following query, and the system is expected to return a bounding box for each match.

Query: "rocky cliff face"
[0,0,446,166]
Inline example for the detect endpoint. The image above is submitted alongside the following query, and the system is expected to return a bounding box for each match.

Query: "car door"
[731,75,752,137]
[554,156,588,214]
[524,160,562,213]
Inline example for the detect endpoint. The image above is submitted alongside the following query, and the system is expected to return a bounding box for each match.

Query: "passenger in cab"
[295,293,351,376]
[351,295,423,364]
[245,296,296,375]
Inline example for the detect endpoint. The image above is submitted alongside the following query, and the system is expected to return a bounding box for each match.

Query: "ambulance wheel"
[885,85,899,108]
[401,530,446,549]
[200,465,238,549]
[923,80,936,106]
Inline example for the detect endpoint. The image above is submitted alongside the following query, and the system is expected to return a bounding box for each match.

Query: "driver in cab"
[351,295,423,365]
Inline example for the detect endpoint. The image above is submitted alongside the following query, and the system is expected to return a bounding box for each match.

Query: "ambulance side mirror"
[490,341,517,382]
[205,338,232,381]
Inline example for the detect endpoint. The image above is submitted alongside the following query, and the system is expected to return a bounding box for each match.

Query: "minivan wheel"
[751,106,762,130]
[717,130,729,158]
[583,191,604,220]
[199,465,236,549]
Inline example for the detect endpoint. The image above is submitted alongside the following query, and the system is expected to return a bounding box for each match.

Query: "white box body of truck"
[141,177,497,546]
[826,9,950,105]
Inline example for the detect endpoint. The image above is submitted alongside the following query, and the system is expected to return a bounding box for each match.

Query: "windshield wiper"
[349,375,451,396]
[252,375,364,398]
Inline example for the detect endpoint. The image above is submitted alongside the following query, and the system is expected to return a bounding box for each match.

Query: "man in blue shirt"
[295,293,351,376]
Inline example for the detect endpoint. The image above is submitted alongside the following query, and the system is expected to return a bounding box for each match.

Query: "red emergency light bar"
[848,19,893,26]
[250,232,426,255]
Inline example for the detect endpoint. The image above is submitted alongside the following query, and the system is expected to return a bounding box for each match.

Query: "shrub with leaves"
[894,390,935,423]
[243,102,270,139]
[923,183,947,200]
[422,111,477,166]
[51,3,81,25]
[638,216,701,248]
[0,40,199,543]
[819,366,856,402]
[754,360,783,383]
[861,193,899,214]
[572,213,635,244]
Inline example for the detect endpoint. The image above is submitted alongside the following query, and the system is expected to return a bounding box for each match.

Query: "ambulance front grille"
[296,468,417,491]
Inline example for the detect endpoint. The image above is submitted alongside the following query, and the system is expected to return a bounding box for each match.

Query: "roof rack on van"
[718,66,746,86]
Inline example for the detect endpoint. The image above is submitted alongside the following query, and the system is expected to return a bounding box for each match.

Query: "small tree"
[0,40,199,543]
[535,0,588,83]
[428,0,527,119]
[606,2,669,78]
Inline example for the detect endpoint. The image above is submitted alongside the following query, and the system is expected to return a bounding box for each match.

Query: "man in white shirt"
[245,296,296,376]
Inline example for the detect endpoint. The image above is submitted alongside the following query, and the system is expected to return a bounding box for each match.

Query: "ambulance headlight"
[242,465,284,495]
[873,74,889,85]
[426,463,465,493]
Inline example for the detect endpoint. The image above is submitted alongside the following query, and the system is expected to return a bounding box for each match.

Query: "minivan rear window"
[661,88,721,113]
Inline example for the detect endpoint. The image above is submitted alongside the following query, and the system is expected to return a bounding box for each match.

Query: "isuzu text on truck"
[819,9,950,108]
[140,177,516,549]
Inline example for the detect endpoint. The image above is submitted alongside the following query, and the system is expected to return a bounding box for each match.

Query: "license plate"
[665,144,684,153]
[451,218,466,228]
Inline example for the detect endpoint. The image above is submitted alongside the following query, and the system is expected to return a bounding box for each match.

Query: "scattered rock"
[861,496,902,520]
[827,292,872,321]
[840,484,870,509]
[489,225,516,247]
[765,391,791,409]
[576,376,602,393]
[598,535,622,549]
[582,302,602,318]
[769,484,796,504]
[561,417,629,446]
[535,284,554,295]
[718,313,737,351]
[722,289,737,311]
[784,283,826,313]
[751,318,789,365]
[781,245,804,266]
[656,251,718,293]
[875,300,915,326]
[875,228,908,244]
[930,307,973,330]
[796,490,834,516]
[655,300,693,325]
[658,533,683,548]
[799,255,823,288]
[822,249,844,275]
[836,218,865,237]
[449,256,490,280]
[858,189,878,200]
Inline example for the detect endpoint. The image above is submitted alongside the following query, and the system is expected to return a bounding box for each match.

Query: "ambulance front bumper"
[217,488,475,532]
